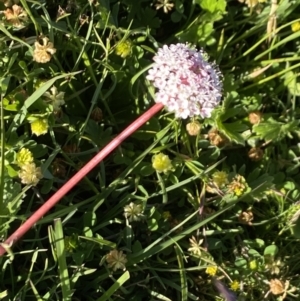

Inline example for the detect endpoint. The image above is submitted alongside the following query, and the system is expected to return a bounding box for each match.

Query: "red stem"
[0,103,164,256]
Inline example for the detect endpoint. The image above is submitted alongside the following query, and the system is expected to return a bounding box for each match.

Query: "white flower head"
[43,86,65,110]
[124,202,144,222]
[33,37,56,63]
[106,249,127,271]
[147,43,223,119]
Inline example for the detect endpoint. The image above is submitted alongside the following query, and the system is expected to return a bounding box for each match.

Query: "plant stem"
[0,103,164,256]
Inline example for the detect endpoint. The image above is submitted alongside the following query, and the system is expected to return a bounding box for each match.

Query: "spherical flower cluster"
[18,163,42,186]
[230,280,240,291]
[3,4,28,28]
[124,202,144,222]
[205,265,218,276]
[248,147,264,161]
[16,148,34,167]
[106,249,127,271]
[239,210,254,225]
[228,174,248,196]
[30,118,49,136]
[152,153,173,173]
[212,170,229,187]
[292,21,300,32]
[33,37,56,64]
[269,279,286,296]
[43,86,65,111]
[248,110,263,124]
[206,170,228,194]
[147,43,222,119]
[186,121,201,136]
[249,259,258,270]
[115,40,132,58]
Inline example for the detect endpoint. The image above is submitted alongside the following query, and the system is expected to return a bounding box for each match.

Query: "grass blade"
[53,218,72,301]
[96,271,130,301]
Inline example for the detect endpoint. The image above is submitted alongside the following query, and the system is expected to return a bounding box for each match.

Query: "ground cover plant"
[1,0,300,300]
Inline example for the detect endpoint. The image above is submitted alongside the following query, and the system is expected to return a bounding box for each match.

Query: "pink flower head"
[147,43,223,119]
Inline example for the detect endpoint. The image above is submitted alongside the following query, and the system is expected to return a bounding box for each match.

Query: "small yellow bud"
[206,171,229,194]
[230,280,240,291]
[249,259,258,270]
[16,148,34,167]
[291,21,300,32]
[30,118,49,136]
[115,40,132,58]
[212,171,228,187]
[152,153,173,173]
[205,266,217,276]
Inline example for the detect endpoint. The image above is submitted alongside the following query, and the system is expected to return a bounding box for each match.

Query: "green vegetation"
[1,0,300,300]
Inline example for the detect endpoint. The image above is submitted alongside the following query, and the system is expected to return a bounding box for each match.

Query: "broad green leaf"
[3,88,27,111]
[264,245,278,257]
[243,239,265,249]
[248,249,260,257]
[140,7,161,29]
[197,0,227,13]
[235,257,247,268]
[216,119,246,145]
[197,22,214,44]
[285,71,300,95]
[253,119,299,141]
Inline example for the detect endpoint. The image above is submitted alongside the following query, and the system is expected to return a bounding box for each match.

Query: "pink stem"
[0,103,164,256]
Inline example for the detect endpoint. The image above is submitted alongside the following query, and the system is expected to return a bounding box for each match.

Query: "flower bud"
[291,21,300,32]
[208,128,227,147]
[152,153,173,173]
[91,106,103,122]
[30,118,49,136]
[115,40,132,58]
[248,111,262,124]
[238,210,254,225]
[248,147,263,161]
[186,121,201,136]
[16,148,34,167]
[18,163,42,186]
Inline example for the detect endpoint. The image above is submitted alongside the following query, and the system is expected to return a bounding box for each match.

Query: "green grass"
[1,0,300,300]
